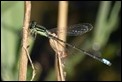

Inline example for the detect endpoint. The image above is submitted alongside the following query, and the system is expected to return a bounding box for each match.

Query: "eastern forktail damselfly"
[29,21,112,66]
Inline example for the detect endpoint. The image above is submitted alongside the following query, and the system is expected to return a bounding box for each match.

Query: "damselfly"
[29,21,112,66]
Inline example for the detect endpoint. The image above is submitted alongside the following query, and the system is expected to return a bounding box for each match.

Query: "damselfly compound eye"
[30,21,37,29]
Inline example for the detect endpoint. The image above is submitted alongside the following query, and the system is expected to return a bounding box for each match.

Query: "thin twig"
[23,47,36,81]
[50,34,65,80]
[19,1,31,81]
[49,34,65,81]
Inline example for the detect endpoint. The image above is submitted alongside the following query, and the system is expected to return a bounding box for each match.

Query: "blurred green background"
[1,1,121,81]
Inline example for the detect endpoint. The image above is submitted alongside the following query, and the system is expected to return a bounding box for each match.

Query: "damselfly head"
[29,21,37,29]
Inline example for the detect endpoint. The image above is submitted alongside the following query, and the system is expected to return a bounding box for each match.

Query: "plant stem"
[56,1,68,81]
[18,1,31,81]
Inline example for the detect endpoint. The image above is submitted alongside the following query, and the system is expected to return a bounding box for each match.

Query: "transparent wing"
[49,23,93,36]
